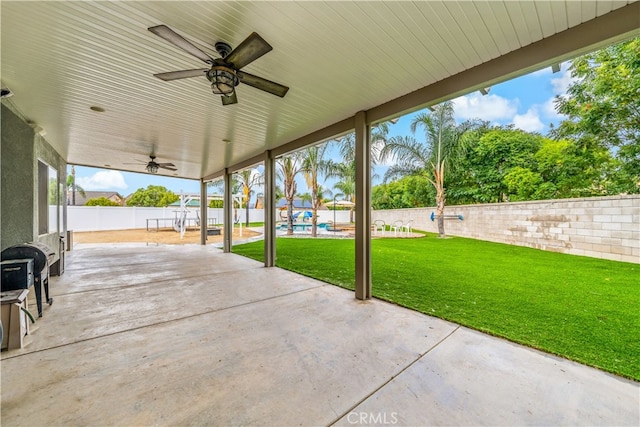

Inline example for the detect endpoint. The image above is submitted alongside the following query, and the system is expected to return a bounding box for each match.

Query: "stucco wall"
[1,103,36,248]
[1,102,66,263]
[373,195,639,264]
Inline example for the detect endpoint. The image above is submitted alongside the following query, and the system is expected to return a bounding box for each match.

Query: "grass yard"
[233,235,640,381]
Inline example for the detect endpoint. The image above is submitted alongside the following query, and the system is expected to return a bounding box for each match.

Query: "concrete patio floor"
[1,244,638,426]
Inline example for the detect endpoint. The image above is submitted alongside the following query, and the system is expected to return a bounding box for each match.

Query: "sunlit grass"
[233,235,639,380]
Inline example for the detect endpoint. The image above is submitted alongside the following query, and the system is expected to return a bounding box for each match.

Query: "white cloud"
[452,93,518,122]
[512,108,545,133]
[550,67,578,95]
[77,170,128,191]
[541,97,565,122]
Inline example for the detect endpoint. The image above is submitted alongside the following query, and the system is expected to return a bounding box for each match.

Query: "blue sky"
[72,63,573,197]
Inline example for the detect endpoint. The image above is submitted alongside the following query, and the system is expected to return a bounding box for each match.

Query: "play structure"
[147,193,243,239]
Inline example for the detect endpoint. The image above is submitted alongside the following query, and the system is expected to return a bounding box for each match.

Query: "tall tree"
[326,161,357,223]
[277,154,303,235]
[552,37,640,193]
[329,122,390,223]
[336,121,391,165]
[381,102,471,238]
[66,165,85,205]
[301,143,331,236]
[235,168,263,227]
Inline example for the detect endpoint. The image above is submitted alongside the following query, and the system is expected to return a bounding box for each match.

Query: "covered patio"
[1,244,638,425]
[2,2,639,425]
[2,1,639,299]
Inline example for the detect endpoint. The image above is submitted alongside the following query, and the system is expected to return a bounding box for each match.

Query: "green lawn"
[233,222,264,228]
[233,235,640,381]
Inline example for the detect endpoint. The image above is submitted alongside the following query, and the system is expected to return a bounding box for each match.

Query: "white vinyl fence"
[67,206,351,232]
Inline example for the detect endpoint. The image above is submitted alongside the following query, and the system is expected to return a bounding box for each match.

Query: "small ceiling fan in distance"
[148,25,289,105]
[124,155,177,174]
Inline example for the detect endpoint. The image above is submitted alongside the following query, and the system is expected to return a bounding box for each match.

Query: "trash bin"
[51,234,65,276]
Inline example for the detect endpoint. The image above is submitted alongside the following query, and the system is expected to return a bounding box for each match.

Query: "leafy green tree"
[208,199,224,208]
[534,138,618,198]
[372,175,434,209]
[86,197,120,206]
[451,129,619,202]
[463,128,543,203]
[552,37,640,193]
[503,167,545,201]
[126,185,179,207]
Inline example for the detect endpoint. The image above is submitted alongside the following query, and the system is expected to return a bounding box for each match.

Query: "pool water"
[277,223,329,231]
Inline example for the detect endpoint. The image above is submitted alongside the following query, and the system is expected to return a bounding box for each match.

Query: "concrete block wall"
[373,195,639,264]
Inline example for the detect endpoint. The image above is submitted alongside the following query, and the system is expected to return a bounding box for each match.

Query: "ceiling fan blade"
[159,164,178,171]
[221,92,238,105]
[224,32,272,69]
[154,69,209,81]
[237,71,289,97]
[148,25,213,64]
[157,162,176,167]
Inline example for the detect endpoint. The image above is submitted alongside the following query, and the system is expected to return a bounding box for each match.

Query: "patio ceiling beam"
[271,117,353,158]
[203,153,265,181]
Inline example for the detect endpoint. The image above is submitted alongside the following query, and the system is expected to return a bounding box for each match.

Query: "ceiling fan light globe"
[146,164,159,174]
[207,66,238,96]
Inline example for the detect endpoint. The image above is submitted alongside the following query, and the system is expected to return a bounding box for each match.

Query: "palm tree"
[380,102,470,238]
[235,168,263,227]
[66,165,86,205]
[277,154,303,235]
[326,161,356,223]
[301,144,331,237]
[336,121,391,164]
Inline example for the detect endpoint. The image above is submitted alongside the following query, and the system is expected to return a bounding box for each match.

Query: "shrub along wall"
[373,195,639,263]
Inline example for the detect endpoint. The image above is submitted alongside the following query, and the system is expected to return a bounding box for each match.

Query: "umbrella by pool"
[293,211,312,221]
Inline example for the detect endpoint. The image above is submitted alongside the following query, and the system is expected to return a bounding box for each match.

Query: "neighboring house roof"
[68,191,124,206]
[276,198,327,210]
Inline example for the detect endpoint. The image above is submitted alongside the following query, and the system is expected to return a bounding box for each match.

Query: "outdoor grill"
[1,242,54,317]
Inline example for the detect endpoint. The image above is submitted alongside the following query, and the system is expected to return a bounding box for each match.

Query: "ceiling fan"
[148,25,289,105]
[125,155,177,174]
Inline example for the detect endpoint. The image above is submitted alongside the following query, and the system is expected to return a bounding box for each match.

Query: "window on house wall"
[38,160,58,235]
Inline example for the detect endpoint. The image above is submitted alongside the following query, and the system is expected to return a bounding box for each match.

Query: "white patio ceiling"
[1,1,638,180]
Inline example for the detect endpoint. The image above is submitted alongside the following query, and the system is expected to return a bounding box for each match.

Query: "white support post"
[223,169,233,253]
[200,179,207,245]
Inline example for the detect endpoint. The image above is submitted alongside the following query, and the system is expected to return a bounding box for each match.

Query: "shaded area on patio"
[1,245,637,426]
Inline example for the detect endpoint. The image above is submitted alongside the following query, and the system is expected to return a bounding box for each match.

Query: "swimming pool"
[277,223,330,231]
